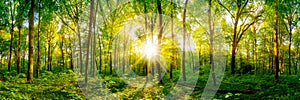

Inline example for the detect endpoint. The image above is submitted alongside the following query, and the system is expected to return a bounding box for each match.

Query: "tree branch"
[55,11,76,32]
[237,15,262,43]
[217,0,235,19]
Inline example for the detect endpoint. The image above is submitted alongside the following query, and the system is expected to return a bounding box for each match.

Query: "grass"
[0,70,85,99]
[0,68,299,99]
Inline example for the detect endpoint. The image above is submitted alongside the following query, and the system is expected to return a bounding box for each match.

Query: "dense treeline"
[0,0,299,99]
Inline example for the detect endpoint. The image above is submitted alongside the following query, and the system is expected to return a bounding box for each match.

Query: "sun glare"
[143,40,157,58]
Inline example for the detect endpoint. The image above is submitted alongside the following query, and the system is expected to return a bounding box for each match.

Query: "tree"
[27,0,34,83]
[182,0,188,81]
[37,0,42,78]
[8,0,16,72]
[208,0,217,86]
[273,0,279,81]
[281,0,299,75]
[156,0,163,83]
[55,0,85,73]
[85,0,95,85]
[218,0,262,74]
[16,0,27,74]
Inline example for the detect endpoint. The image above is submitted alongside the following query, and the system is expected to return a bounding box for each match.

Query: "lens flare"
[143,40,157,58]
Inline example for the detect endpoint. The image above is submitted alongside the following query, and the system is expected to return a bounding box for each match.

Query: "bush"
[18,73,26,78]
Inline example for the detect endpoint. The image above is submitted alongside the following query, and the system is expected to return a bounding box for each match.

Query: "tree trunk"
[92,0,99,77]
[27,0,34,83]
[208,0,216,86]
[123,32,126,74]
[77,22,83,73]
[157,0,163,83]
[295,42,299,74]
[17,22,21,74]
[182,0,188,82]
[61,33,65,69]
[85,0,95,84]
[47,34,52,71]
[69,36,74,70]
[8,1,15,72]
[274,0,279,81]
[98,34,102,73]
[288,22,292,75]
[109,44,113,75]
[37,0,41,78]
[170,0,175,81]
[231,44,237,74]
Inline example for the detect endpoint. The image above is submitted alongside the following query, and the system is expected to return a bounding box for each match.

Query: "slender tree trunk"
[8,1,15,72]
[170,0,175,81]
[150,15,156,76]
[47,36,51,71]
[198,47,201,68]
[17,23,21,74]
[181,0,188,82]
[98,34,102,73]
[37,0,41,77]
[61,33,65,69]
[143,1,149,82]
[208,0,216,86]
[122,32,126,74]
[288,22,292,75]
[295,42,299,74]
[77,22,83,73]
[157,0,163,83]
[27,0,34,83]
[274,0,279,81]
[69,36,74,70]
[109,44,113,75]
[92,0,99,77]
[85,0,95,84]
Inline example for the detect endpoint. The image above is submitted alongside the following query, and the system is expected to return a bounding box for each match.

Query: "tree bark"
[85,0,95,84]
[287,16,292,75]
[208,0,216,86]
[37,0,41,78]
[27,0,35,83]
[182,0,188,82]
[98,34,102,73]
[47,32,52,71]
[17,19,21,74]
[8,1,15,72]
[295,42,299,74]
[274,0,279,81]
[170,0,175,81]
[61,32,65,69]
[92,0,99,77]
[157,0,163,83]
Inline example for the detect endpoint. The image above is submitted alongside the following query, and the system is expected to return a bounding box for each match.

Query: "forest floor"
[0,69,299,99]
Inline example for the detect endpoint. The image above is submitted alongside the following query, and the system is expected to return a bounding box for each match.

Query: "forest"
[0,0,299,99]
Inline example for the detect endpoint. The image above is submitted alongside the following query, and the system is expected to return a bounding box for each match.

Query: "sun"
[143,40,157,58]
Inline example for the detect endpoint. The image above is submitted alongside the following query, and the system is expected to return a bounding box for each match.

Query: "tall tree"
[85,0,95,85]
[27,0,34,83]
[282,0,299,75]
[8,0,16,71]
[37,0,42,78]
[170,0,175,81]
[156,0,163,83]
[208,0,216,86]
[218,0,262,74]
[16,0,27,74]
[182,0,189,81]
[274,0,279,81]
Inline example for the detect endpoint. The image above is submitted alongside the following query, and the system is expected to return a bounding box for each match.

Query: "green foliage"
[0,70,85,99]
